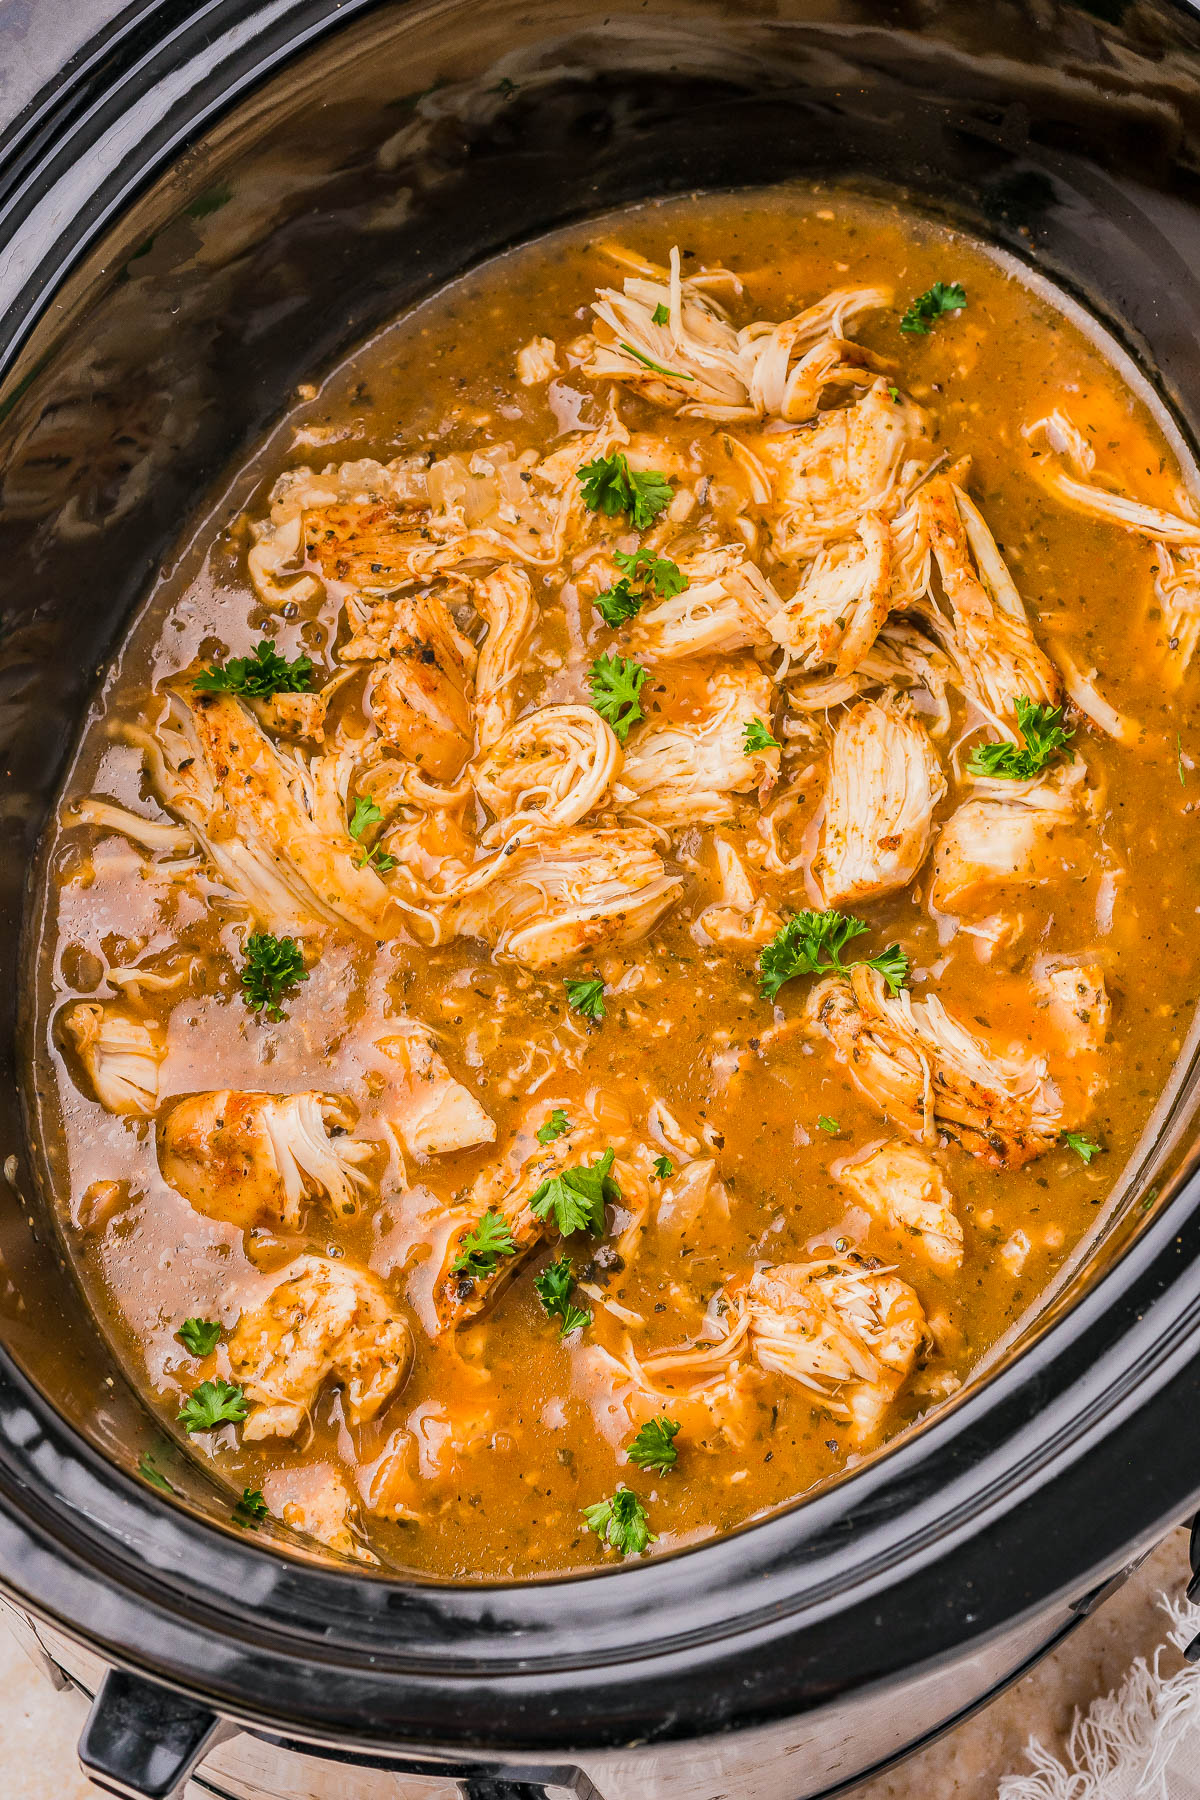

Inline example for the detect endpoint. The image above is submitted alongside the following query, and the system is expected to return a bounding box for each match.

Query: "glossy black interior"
[1,0,1200,1755]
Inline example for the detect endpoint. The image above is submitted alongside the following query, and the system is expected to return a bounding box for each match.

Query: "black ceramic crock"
[4,3,1200,1797]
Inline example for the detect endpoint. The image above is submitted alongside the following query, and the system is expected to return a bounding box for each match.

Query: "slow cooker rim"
[3,0,1200,1752]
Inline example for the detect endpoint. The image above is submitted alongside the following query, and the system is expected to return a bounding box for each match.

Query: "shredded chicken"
[837,1139,963,1271]
[805,968,1062,1167]
[929,764,1088,914]
[448,827,681,966]
[346,592,476,781]
[1033,960,1112,1117]
[769,512,894,675]
[61,1002,164,1116]
[265,1463,375,1562]
[813,698,945,907]
[228,1255,411,1439]
[1025,411,1200,545]
[619,661,778,828]
[473,564,536,747]
[919,478,1060,729]
[159,1090,373,1229]
[473,704,621,843]
[517,336,558,385]
[696,831,781,948]
[624,545,778,663]
[377,1027,495,1158]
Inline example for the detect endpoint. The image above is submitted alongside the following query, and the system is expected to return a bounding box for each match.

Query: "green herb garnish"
[900,281,967,335]
[240,932,307,1020]
[651,302,671,325]
[816,1116,840,1135]
[627,1416,680,1473]
[564,976,606,1022]
[137,1452,176,1495]
[233,1487,269,1527]
[1063,1132,1104,1164]
[583,1486,656,1555]
[178,1379,248,1434]
[576,453,674,530]
[758,910,910,1003]
[966,697,1075,781]
[529,1148,620,1237]
[537,1108,572,1146]
[451,1209,517,1278]
[194,640,313,699]
[593,549,686,627]
[652,1155,673,1179]
[348,796,398,873]
[619,340,694,381]
[534,1255,590,1336]
[743,717,781,753]
[588,651,648,740]
[177,1318,221,1357]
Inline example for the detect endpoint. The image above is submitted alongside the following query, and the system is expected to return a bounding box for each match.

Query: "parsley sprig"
[534,1255,590,1337]
[588,651,648,741]
[529,1148,620,1237]
[451,1209,517,1278]
[743,717,781,753]
[195,641,313,698]
[758,910,910,1003]
[537,1108,572,1146]
[177,1318,221,1357]
[584,1486,655,1555]
[576,453,674,531]
[627,1417,680,1473]
[178,1379,247,1433]
[241,932,307,1020]
[564,976,606,1022]
[900,281,967,335]
[652,1155,673,1179]
[593,548,687,628]
[966,698,1074,781]
[233,1487,269,1527]
[348,797,398,873]
[1063,1131,1104,1164]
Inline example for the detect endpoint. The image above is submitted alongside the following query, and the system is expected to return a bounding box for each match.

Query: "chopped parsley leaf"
[759,910,910,1002]
[529,1148,620,1237]
[178,1379,247,1434]
[583,1486,655,1555]
[652,1155,673,1179]
[137,1452,175,1495]
[576,453,674,530]
[240,932,307,1020]
[619,340,694,381]
[816,1116,840,1135]
[900,281,967,335]
[194,640,313,699]
[743,717,781,753]
[348,796,397,873]
[651,302,671,325]
[564,976,606,1022]
[592,578,643,628]
[537,1108,572,1146]
[451,1209,517,1278]
[233,1487,269,1527]
[177,1317,221,1357]
[593,550,686,628]
[534,1255,590,1336]
[627,1416,680,1473]
[1063,1131,1104,1164]
[588,651,648,740]
[966,697,1074,781]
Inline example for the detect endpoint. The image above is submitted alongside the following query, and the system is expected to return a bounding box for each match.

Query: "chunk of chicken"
[228,1255,412,1439]
[812,699,945,907]
[1024,411,1200,545]
[919,477,1060,727]
[805,967,1062,1168]
[769,512,893,675]
[1033,960,1111,1118]
[585,245,891,422]
[837,1139,963,1272]
[377,1027,495,1158]
[255,690,330,743]
[264,1463,375,1563]
[159,1090,373,1230]
[517,335,559,385]
[448,827,681,967]
[786,619,953,738]
[473,704,621,844]
[619,662,778,829]
[249,456,430,605]
[929,765,1088,915]
[61,1002,164,1116]
[756,381,931,561]
[623,545,778,663]
[695,832,781,948]
[350,594,476,781]
[473,565,536,747]
[121,692,394,938]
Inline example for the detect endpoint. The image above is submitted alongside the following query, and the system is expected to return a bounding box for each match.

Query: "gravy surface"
[30,187,1200,1576]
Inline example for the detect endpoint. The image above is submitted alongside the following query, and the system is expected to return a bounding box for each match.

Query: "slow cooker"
[4,2,1200,1796]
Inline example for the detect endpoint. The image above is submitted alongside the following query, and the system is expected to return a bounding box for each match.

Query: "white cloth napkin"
[998,1597,1200,1800]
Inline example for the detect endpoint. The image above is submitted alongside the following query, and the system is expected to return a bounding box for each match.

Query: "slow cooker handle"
[77,1667,609,1800]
